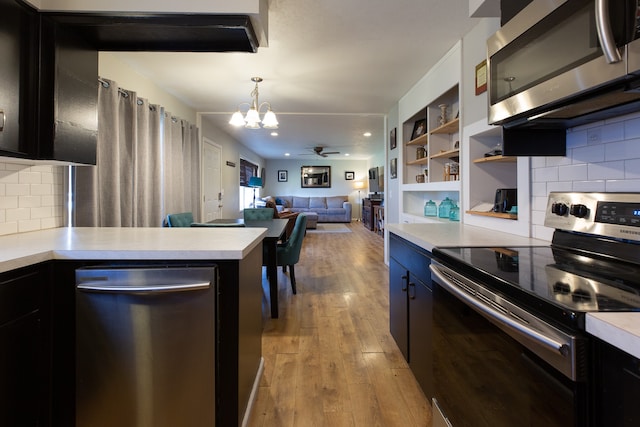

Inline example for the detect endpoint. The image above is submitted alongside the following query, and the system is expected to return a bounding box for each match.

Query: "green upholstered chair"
[243,208,275,221]
[191,222,245,227]
[166,212,194,227]
[266,213,307,294]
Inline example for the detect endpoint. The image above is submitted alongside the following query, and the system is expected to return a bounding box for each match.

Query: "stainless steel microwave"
[488,0,640,128]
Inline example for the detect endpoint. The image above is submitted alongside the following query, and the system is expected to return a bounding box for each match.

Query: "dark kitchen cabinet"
[0,0,98,164]
[593,338,640,427]
[0,0,38,158]
[389,233,434,399]
[0,263,52,427]
[37,15,98,164]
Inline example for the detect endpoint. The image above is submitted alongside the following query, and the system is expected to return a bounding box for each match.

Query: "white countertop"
[388,222,640,360]
[0,227,267,273]
[387,222,547,251]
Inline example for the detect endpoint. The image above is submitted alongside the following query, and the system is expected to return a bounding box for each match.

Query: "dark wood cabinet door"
[0,264,50,427]
[389,257,409,360]
[0,0,38,157]
[408,275,433,400]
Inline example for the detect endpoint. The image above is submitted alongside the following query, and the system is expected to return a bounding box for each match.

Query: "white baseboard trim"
[241,357,265,427]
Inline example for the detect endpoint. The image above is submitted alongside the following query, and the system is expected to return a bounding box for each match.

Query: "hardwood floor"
[247,223,431,427]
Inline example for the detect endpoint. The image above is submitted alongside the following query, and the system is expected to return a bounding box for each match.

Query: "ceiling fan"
[310,146,340,157]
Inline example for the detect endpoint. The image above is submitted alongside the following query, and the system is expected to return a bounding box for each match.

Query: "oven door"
[430,262,589,427]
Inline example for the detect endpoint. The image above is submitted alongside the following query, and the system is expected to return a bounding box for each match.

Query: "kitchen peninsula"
[0,227,266,427]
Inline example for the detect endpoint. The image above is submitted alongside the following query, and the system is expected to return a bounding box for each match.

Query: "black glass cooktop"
[433,245,640,328]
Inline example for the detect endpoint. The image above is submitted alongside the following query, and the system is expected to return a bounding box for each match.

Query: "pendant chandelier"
[229,77,279,129]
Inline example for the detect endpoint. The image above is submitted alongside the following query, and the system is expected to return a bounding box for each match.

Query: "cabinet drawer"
[390,234,432,286]
[0,269,41,326]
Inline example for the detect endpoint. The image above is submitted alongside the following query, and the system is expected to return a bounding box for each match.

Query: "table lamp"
[249,176,263,207]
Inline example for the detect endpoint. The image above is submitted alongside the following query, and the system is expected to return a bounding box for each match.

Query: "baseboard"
[241,356,265,427]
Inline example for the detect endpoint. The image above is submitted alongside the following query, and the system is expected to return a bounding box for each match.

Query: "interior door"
[202,138,222,221]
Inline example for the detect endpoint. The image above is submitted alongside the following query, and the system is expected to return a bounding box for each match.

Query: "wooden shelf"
[430,117,459,135]
[473,155,516,164]
[430,148,460,160]
[406,134,428,147]
[466,210,518,220]
[406,157,428,166]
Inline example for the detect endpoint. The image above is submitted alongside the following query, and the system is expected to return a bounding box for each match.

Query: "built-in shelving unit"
[397,43,462,223]
[461,118,531,236]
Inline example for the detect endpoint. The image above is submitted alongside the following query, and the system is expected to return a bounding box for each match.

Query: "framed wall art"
[390,127,397,150]
[390,158,397,179]
[345,171,355,180]
[301,166,331,188]
[278,170,288,182]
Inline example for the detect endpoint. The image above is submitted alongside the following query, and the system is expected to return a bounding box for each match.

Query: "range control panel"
[544,192,640,241]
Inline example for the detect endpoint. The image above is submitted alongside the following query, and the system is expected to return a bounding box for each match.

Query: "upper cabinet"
[0,0,39,159]
[0,0,98,165]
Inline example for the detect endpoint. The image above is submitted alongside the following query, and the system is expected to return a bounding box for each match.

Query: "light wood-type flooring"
[247,222,431,427]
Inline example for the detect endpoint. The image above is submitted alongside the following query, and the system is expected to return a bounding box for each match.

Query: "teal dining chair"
[266,213,307,294]
[166,212,194,227]
[244,208,275,221]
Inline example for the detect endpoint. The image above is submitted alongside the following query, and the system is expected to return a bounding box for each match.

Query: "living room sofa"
[266,196,352,223]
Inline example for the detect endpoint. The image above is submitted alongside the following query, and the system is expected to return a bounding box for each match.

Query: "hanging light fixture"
[229,77,279,129]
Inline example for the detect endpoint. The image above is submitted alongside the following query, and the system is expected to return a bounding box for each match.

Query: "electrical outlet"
[587,128,601,144]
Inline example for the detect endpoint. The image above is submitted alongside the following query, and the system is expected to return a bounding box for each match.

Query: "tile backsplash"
[0,162,66,236]
[531,111,640,241]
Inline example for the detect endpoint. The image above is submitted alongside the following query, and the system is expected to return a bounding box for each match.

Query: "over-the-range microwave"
[488,0,640,129]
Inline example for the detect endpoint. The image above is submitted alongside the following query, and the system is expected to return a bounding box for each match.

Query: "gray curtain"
[75,78,200,227]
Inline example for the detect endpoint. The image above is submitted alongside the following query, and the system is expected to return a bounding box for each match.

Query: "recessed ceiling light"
[344,153,350,156]
[285,153,290,156]
[363,132,372,137]
[271,132,278,136]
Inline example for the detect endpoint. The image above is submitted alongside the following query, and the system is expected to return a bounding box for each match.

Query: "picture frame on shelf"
[411,119,426,140]
[345,171,355,180]
[278,170,288,182]
[390,127,397,150]
[390,158,397,179]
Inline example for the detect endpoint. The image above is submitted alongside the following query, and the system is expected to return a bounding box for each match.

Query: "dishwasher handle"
[77,281,211,293]
[430,263,567,356]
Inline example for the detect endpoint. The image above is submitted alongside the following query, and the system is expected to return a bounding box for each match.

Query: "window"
[239,159,259,210]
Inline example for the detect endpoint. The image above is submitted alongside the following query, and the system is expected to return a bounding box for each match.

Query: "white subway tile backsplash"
[624,159,640,179]
[624,116,640,139]
[572,180,606,192]
[566,128,588,149]
[533,166,559,182]
[587,161,625,180]
[546,181,573,192]
[0,162,65,235]
[605,179,640,192]
[532,182,547,197]
[571,144,605,164]
[558,164,587,181]
[600,123,625,144]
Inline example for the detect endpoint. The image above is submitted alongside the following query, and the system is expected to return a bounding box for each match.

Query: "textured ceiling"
[111,0,480,159]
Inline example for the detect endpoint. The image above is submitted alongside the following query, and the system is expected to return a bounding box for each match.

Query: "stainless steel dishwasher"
[75,265,217,427]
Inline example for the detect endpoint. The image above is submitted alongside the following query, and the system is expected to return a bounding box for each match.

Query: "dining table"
[206,218,289,318]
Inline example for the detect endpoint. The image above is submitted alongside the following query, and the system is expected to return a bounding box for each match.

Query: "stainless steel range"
[430,192,640,427]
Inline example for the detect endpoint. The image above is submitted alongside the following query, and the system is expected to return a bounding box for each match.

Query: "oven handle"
[595,0,622,63]
[430,264,568,356]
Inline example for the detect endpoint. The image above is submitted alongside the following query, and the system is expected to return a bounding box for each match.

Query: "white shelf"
[402,181,461,192]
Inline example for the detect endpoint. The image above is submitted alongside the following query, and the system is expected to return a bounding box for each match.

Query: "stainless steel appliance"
[488,0,640,128]
[75,266,218,427]
[493,188,517,213]
[430,192,640,426]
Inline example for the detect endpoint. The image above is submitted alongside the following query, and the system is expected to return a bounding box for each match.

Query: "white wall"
[265,158,370,219]
[531,111,640,241]
[99,53,197,123]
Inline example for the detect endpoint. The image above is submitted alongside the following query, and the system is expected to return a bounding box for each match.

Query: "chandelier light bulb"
[229,77,279,130]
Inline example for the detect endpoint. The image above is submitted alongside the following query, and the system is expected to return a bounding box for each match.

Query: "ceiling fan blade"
[322,151,340,155]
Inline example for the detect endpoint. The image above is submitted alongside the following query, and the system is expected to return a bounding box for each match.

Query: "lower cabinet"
[389,233,433,399]
[0,263,51,427]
